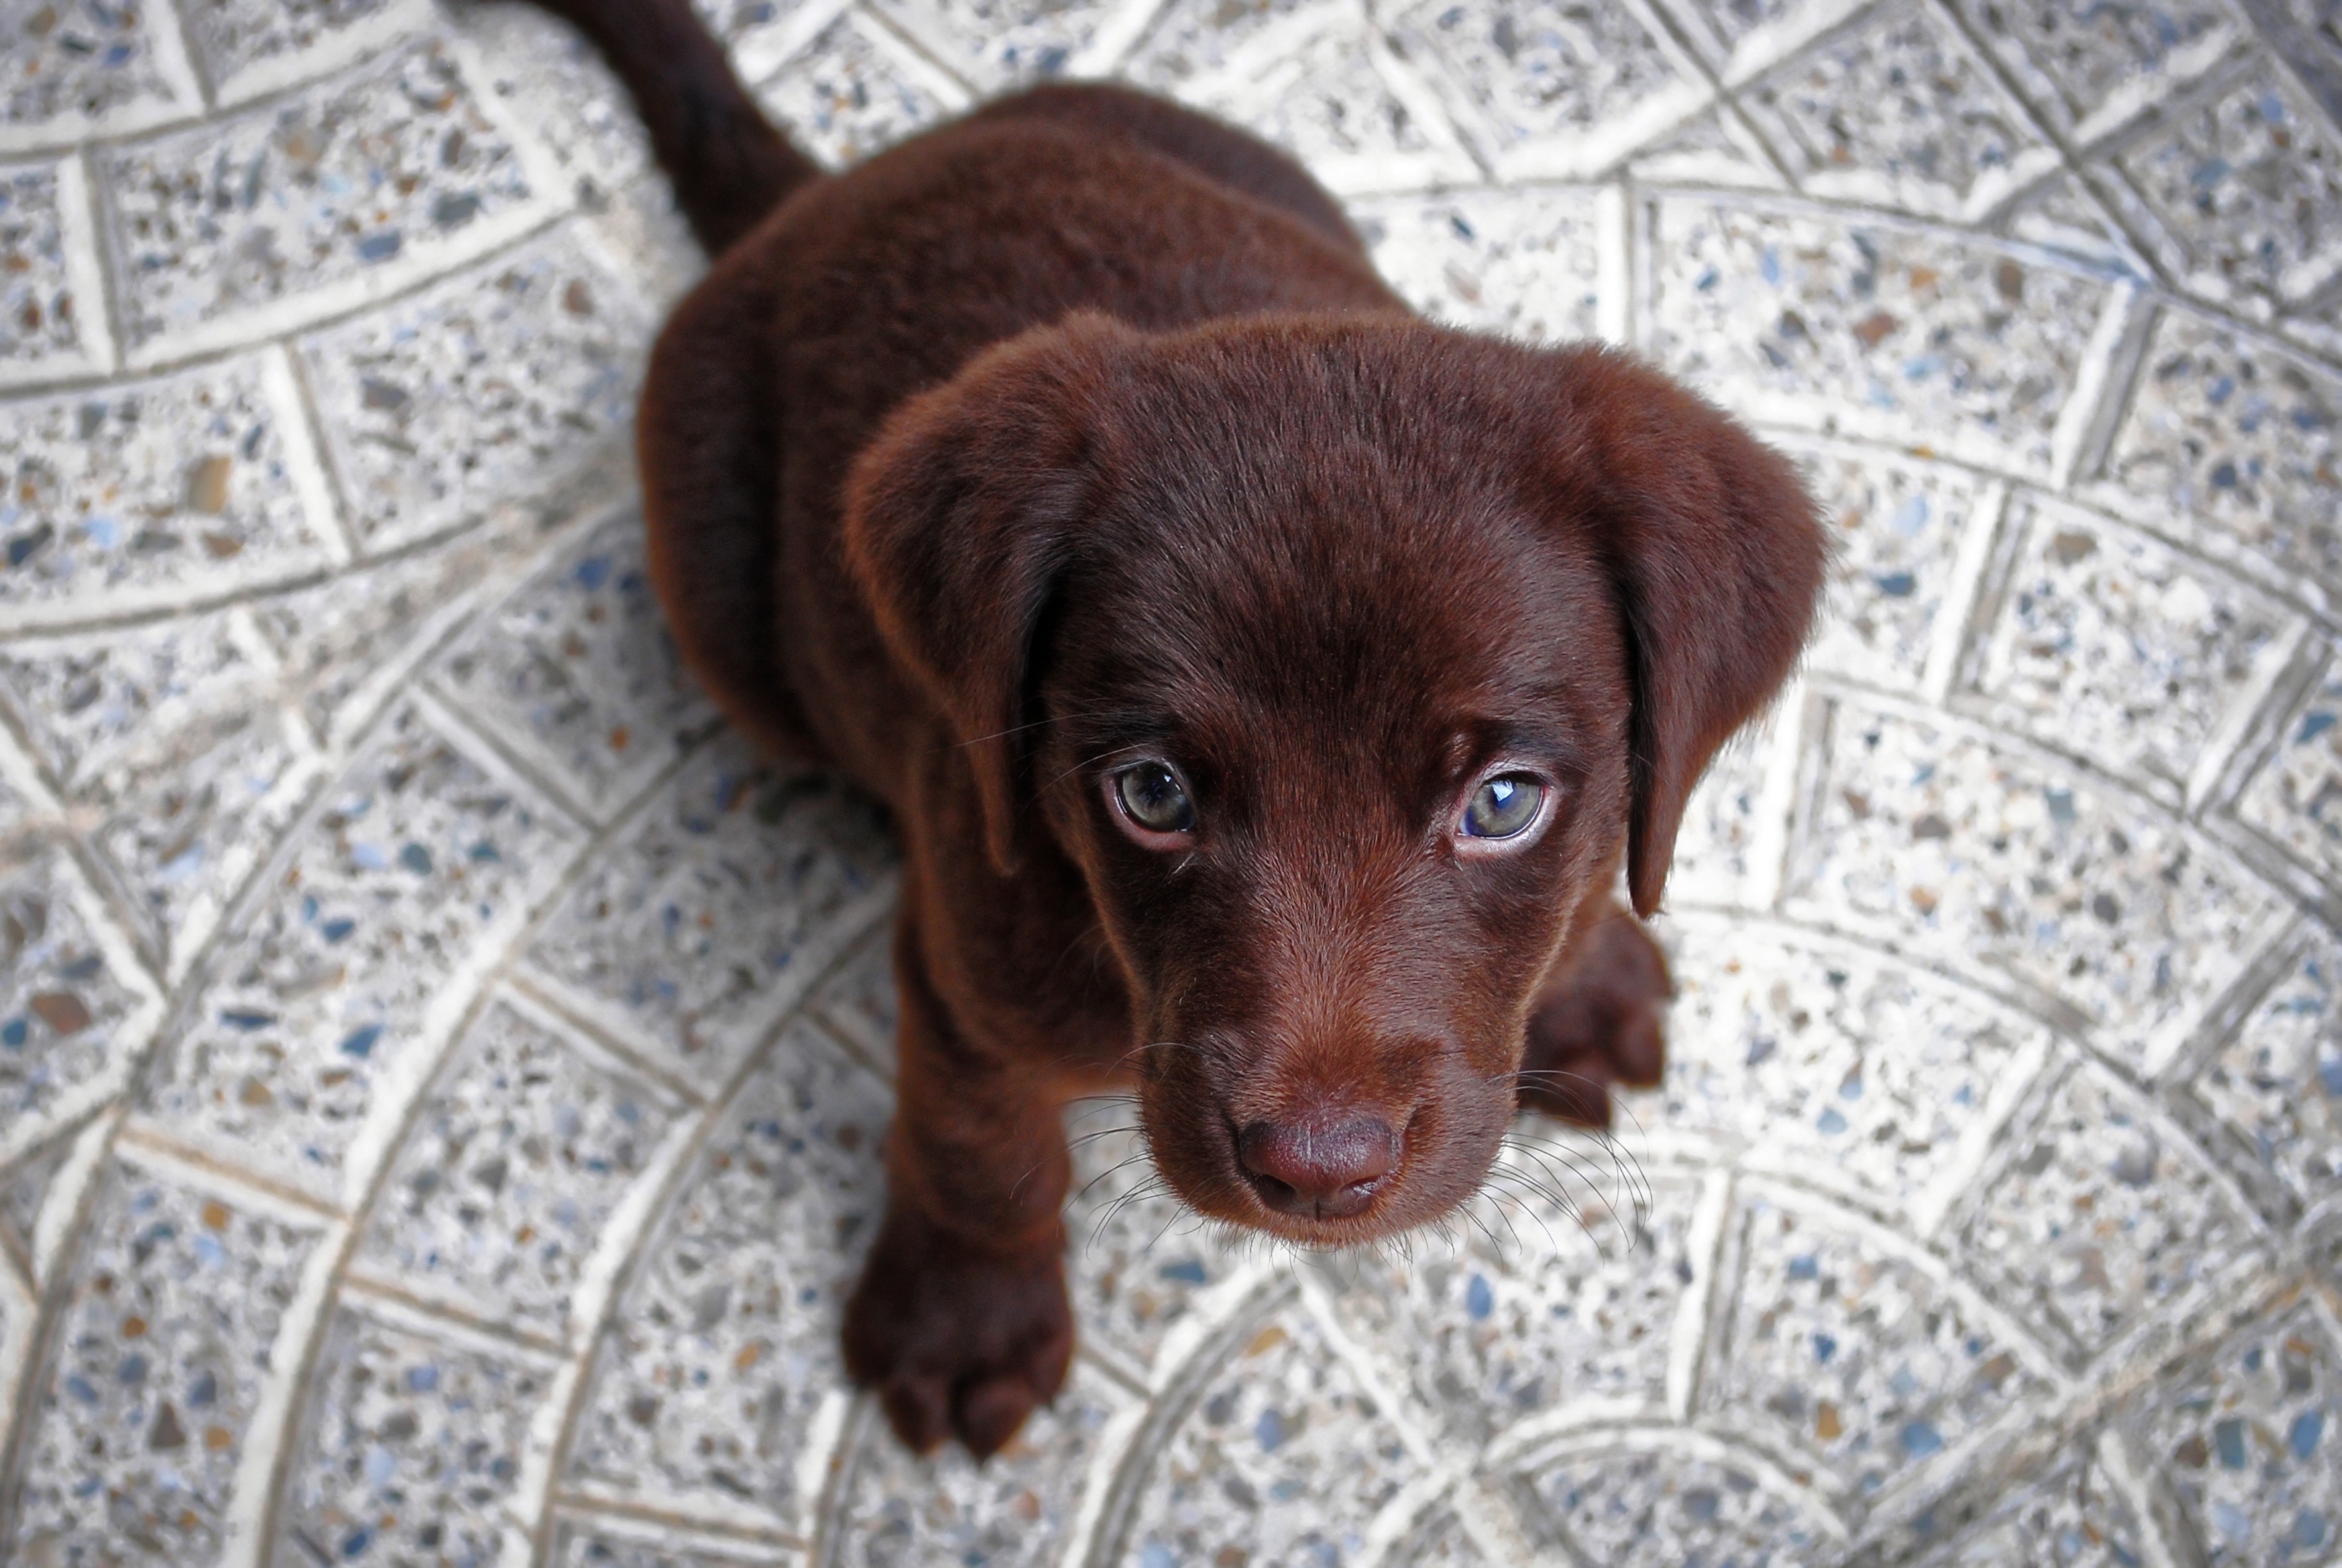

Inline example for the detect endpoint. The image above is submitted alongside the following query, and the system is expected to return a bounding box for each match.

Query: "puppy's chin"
[1133,1075,1514,1249]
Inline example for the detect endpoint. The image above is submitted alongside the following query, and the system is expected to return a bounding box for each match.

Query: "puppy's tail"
[527,0,820,253]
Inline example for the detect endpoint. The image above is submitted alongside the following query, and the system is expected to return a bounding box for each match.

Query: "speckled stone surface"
[1,0,2339,1563]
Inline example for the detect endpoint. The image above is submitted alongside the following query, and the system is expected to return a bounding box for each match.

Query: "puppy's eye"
[1113,761,1196,836]
[1461,775,1544,840]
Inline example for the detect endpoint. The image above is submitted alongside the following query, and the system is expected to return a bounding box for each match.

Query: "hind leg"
[638,239,828,763]
[1517,901,1671,1129]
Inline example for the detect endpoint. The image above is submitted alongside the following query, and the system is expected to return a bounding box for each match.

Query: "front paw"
[842,1206,1073,1457]
[1518,907,1670,1129]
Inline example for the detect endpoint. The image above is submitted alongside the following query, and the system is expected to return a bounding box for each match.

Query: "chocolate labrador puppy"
[526,0,1825,1457]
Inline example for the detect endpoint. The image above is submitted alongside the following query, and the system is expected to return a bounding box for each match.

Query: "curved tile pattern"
[0,0,2338,1563]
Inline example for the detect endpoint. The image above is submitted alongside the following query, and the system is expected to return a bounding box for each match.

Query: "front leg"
[842,909,1074,1457]
[1516,899,1671,1129]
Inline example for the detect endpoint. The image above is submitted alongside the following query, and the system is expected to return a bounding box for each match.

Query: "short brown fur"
[526,0,1827,1459]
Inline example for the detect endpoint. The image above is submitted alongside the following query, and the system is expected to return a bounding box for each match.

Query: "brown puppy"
[526,0,1826,1459]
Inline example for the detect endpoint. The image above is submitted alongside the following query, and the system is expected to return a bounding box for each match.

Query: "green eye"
[1462,775,1543,839]
[1115,762,1195,834]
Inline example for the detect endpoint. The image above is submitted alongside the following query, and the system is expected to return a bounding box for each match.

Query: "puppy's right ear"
[842,313,1136,877]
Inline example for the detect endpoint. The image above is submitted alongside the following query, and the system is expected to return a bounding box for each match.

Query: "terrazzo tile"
[1064,1121,1233,1382]
[1121,0,1324,88]
[1353,184,1605,345]
[250,517,523,744]
[1944,0,2239,140]
[1783,699,2289,1062]
[276,1302,547,1567]
[100,35,555,358]
[1658,917,2050,1216]
[1646,197,2108,475]
[551,1518,799,1568]
[86,702,319,981]
[1995,167,2147,271]
[562,1017,889,1533]
[521,738,893,1085]
[868,0,1149,90]
[691,0,855,83]
[0,355,339,626]
[0,609,274,791]
[1527,1438,1842,1566]
[1319,1168,1697,1440]
[0,844,159,1163]
[2098,307,2342,602]
[1663,694,1785,910]
[1791,442,1995,692]
[460,0,652,198]
[299,224,655,554]
[2186,931,2342,1215]
[0,1129,76,1274]
[140,702,584,1204]
[1961,1059,2264,1361]
[1385,1506,1498,1567]
[433,504,714,820]
[353,994,685,1341]
[2122,1301,2342,1567]
[0,0,199,144]
[828,1362,1130,1567]
[1150,1,1479,194]
[1919,1435,2151,1567]
[1390,0,1706,180]
[1704,1191,2056,1512]
[2115,64,2342,310]
[2228,661,2342,885]
[177,0,423,104]
[1738,0,2059,221]
[1117,1300,1425,1568]
[1626,103,1787,188]
[0,158,107,384]
[1964,496,2294,801]
[753,7,975,172]
[1,1162,325,1568]
[807,928,897,1078]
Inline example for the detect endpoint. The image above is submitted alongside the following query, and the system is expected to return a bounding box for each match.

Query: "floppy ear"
[842,313,1137,876]
[1537,346,1827,919]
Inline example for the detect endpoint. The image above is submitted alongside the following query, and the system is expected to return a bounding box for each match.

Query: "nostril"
[1235,1115,1400,1220]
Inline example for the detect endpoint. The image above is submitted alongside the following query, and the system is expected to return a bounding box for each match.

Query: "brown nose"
[1236,1114,1400,1219]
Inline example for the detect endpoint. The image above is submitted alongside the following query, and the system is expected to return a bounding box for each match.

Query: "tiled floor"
[0,0,2337,1562]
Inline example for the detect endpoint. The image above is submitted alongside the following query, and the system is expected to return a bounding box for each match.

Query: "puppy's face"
[1031,459,1633,1243]
[845,312,1824,1245]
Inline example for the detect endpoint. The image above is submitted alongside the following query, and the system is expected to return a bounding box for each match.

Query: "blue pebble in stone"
[1467,1274,1493,1321]
[2214,1418,2247,1469]
[1255,1407,1287,1451]
[2290,1408,2322,1460]
[1899,1421,1943,1457]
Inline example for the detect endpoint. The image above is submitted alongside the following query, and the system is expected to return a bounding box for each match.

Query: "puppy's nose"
[1236,1114,1400,1219]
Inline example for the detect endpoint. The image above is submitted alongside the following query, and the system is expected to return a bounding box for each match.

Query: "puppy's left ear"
[842,313,1137,876]
[1534,345,1827,919]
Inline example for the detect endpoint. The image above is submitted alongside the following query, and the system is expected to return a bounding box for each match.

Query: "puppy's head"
[846,312,1823,1245]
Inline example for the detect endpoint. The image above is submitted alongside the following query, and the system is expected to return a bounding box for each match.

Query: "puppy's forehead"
[1059,468,1615,752]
